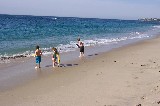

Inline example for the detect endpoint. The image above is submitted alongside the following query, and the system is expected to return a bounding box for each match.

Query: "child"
[35,45,42,69]
[52,47,60,67]
[77,38,84,57]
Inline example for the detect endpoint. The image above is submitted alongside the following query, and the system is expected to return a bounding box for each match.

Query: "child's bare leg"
[82,52,84,56]
[79,52,84,57]
[35,65,37,69]
[35,64,38,69]
[52,58,55,67]
[53,61,55,67]
[79,52,82,57]
[39,63,41,68]
[53,62,55,67]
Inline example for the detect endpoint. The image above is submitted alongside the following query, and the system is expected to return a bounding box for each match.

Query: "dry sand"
[1,37,160,106]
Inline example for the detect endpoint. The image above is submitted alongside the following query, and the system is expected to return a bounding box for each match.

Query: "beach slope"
[1,37,160,106]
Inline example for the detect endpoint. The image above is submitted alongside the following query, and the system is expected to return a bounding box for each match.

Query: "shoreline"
[0,35,158,90]
[0,36,160,105]
[0,35,154,92]
[0,31,156,62]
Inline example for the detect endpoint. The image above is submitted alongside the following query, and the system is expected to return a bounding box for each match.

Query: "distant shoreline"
[138,18,160,22]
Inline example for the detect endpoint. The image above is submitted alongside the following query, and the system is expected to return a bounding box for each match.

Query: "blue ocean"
[0,14,160,59]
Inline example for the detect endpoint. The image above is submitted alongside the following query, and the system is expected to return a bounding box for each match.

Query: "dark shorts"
[36,56,41,63]
[80,46,84,52]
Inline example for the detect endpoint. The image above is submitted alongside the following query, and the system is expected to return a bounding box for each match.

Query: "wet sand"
[1,36,160,105]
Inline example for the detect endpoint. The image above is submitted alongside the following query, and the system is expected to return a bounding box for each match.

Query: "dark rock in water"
[1,57,7,60]
[9,57,14,59]
[14,55,26,58]
[1,54,27,60]
[114,61,116,62]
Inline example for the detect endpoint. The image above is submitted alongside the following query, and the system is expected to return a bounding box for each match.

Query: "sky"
[0,0,160,19]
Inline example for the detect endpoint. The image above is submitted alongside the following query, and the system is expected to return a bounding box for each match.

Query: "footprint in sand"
[136,104,142,106]
[150,86,159,92]
[96,72,103,76]
[134,76,139,79]
[141,64,146,66]
[141,96,146,100]
[140,71,144,73]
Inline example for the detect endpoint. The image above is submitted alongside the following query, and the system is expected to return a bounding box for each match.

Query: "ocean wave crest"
[0,31,155,61]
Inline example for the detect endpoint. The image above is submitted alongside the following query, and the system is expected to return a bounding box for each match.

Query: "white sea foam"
[153,25,160,28]
[52,18,57,20]
[45,32,150,54]
[0,30,156,60]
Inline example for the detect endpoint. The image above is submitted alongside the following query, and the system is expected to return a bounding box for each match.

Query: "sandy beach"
[1,36,160,106]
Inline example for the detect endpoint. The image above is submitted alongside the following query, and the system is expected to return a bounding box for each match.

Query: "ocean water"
[0,14,160,59]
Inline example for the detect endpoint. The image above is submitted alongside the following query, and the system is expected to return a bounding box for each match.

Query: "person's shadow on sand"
[88,53,98,57]
[45,63,78,68]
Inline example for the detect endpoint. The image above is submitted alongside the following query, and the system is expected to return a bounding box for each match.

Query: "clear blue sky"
[0,0,160,19]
